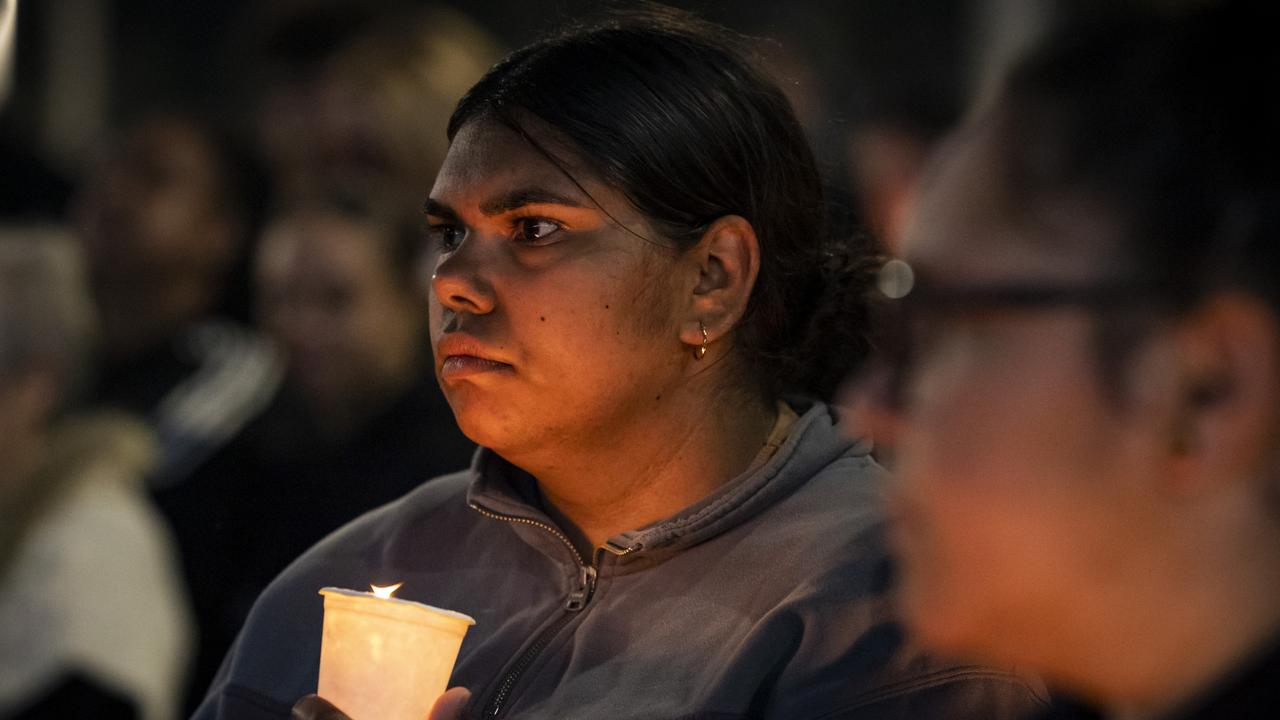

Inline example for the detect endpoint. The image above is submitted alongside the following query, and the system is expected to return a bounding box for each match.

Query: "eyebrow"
[423,189,590,221]
[480,188,590,215]
[423,198,460,222]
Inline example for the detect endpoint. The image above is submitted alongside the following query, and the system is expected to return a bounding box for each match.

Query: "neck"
[521,389,778,556]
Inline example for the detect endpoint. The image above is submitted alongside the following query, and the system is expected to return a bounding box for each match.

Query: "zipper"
[482,611,575,718]
[469,501,587,569]
[602,538,641,557]
[468,502,601,718]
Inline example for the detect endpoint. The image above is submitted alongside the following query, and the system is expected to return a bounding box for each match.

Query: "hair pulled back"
[447,7,876,402]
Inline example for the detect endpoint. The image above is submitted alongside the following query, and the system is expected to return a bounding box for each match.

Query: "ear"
[678,215,760,356]
[1162,293,1280,498]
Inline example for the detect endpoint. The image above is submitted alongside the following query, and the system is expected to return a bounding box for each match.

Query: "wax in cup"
[317,587,476,720]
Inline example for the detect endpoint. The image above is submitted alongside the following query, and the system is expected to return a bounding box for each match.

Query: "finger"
[427,687,472,720]
[292,694,351,720]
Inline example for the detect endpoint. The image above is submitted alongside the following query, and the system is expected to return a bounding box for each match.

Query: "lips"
[436,333,513,380]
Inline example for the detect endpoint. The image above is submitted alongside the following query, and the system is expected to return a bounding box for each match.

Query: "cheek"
[893,353,1122,650]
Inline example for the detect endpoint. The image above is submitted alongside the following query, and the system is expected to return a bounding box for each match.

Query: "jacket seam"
[628,421,830,548]
[810,667,1048,720]
[637,453,869,553]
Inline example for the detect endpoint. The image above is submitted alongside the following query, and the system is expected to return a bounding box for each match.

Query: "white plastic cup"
[317,587,476,720]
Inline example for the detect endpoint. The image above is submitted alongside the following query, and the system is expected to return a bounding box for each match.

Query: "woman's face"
[425,118,692,460]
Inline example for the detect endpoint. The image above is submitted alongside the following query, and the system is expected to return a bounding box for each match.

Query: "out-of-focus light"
[877,258,915,300]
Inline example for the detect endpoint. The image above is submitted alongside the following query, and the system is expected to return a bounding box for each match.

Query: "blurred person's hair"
[0,227,96,405]
[975,1,1280,393]
[448,6,878,403]
[245,0,407,81]
[322,4,503,193]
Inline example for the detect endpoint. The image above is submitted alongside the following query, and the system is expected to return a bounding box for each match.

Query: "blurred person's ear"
[1156,293,1280,500]
[680,215,760,357]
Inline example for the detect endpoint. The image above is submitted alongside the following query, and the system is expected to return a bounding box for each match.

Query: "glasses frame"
[864,261,1197,411]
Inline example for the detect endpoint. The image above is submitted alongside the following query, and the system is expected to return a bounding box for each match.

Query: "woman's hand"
[428,687,472,719]
[292,695,349,720]
[292,688,472,720]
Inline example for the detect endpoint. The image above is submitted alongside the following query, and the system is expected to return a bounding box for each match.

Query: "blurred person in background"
[858,2,1280,717]
[169,189,474,709]
[69,110,281,714]
[157,5,498,709]
[246,0,502,209]
[717,0,973,259]
[71,111,280,486]
[0,228,191,720]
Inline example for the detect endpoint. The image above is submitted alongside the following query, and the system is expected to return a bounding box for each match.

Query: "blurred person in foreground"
[200,9,1047,720]
[171,189,473,706]
[857,2,1280,718]
[0,228,191,720]
[71,112,280,486]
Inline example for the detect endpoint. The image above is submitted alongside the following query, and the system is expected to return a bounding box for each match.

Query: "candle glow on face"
[371,582,403,599]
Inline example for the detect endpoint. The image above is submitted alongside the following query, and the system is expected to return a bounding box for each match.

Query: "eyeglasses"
[862,259,1193,412]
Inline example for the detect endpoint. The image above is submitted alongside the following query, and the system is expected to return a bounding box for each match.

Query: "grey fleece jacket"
[194,400,1046,719]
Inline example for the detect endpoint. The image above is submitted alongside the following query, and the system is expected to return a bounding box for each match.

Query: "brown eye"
[514,218,562,245]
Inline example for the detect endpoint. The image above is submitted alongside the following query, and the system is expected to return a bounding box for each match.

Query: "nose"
[429,237,497,316]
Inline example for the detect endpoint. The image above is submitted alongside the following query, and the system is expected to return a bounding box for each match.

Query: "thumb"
[428,687,472,720]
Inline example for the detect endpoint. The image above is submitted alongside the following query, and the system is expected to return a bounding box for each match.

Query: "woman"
[197,10,1045,720]
[869,3,1280,718]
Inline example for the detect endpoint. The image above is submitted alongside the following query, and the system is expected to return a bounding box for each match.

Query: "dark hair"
[446,6,876,403]
[984,2,1280,386]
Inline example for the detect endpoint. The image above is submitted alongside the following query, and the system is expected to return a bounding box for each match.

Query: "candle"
[317,585,476,720]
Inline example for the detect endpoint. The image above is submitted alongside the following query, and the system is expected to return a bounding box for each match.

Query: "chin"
[446,395,521,453]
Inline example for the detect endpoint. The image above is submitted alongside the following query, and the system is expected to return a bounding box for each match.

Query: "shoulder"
[741,401,889,574]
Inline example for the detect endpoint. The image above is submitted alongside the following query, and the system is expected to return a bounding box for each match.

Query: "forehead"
[431,117,597,204]
[903,114,1123,284]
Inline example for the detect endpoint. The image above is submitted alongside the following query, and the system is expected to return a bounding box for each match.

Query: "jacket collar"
[465,400,869,568]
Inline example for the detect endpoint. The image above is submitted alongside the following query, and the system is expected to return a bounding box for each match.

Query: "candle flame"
[370,582,403,599]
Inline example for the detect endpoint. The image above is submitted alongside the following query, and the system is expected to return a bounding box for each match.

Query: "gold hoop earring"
[694,322,708,360]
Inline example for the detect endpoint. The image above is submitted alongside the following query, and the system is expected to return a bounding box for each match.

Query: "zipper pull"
[602,538,637,555]
[565,564,597,611]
